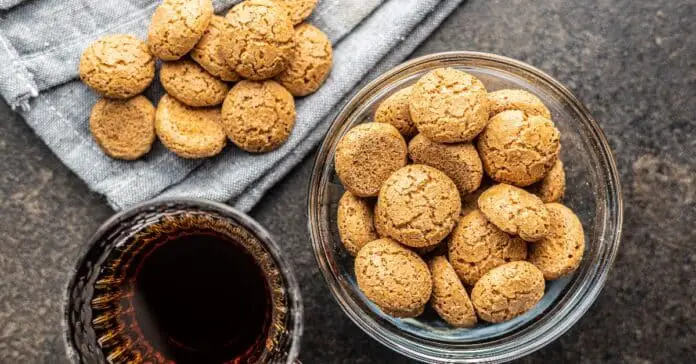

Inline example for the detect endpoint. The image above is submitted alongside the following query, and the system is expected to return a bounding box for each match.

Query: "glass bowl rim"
[62,197,303,364]
[307,51,623,363]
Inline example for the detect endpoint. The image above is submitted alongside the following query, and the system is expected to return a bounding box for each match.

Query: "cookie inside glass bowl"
[308,52,621,362]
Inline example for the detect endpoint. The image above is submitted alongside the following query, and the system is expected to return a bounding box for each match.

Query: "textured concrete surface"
[1,0,695,362]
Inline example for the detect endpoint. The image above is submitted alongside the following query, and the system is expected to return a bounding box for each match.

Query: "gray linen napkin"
[0,0,464,211]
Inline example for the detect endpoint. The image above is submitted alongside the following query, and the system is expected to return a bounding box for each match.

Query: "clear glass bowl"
[307,52,622,363]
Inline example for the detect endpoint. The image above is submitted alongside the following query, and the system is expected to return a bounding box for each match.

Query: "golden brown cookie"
[355,239,432,318]
[487,89,551,119]
[160,59,230,107]
[147,0,214,61]
[478,184,550,242]
[375,165,461,248]
[477,110,561,186]
[89,96,155,160]
[221,0,295,80]
[528,203,585,280]
[374,86,418,138]
[470,261,545,323]
[190,15,241,82]
[155,95,226,158]
[221,80,296,153]
[408,134,483,196]
[534,159,566,203]
[337,191,378,256]
[448,210,528,286]
[334,123,408,197]
[274,0,317,25]
[409,68,489,143]
[79,34,155,99]
[276,23,333,96]
[429,256,477,328]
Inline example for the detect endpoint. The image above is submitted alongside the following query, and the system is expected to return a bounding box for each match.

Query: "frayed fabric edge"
[0,32,40,112]
[10,88,39,111]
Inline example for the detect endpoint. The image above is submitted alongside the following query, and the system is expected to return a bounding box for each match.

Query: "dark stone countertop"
[1,0,694,362]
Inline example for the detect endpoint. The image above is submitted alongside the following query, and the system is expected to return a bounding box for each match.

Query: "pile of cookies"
[79,0,332,160]
[335,67,585,327]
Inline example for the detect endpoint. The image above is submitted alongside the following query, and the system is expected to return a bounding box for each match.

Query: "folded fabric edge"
[0,32,39,111]
[234,0,466,212]
[0,0,26,10]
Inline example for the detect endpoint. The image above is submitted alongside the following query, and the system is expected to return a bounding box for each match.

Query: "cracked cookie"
[190,15,241,82]
[478,183,550,242]
[487,89,551,119]
[374,86,418,138]
[533,159,566,203]
[375,164,461,248]
[334,123,408,197]
[355,239,432,318]
[477,109,561,186]
[337,191,378,256]
[79,34,155,99]
[276,23,333,96]
[275,0,318,25]
[89,96,155,160]
[448,210,528,286]
[471,261,545,323]
[528,203,585,280]
[160,59,230,107]
[155,95,226,158]
[429,256,477,328]
[148,0,214,61]
[409,68,489,143]
[221,80,296,153]
[408,134,483,196]
[221,0,295,80]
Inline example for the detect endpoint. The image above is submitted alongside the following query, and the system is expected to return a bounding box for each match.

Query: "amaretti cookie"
[221,0,295,80]
[429,256,477,328]
[534,159,566,203]
[374,86,418,138]
[408,134,483,196]
[487,89,551,119]
[355,239,432,318]
[147,0,214,60]
[190,15,241,82]
[477,110,560,186]
[89,96,155,160]
[334,123,408,197]
[448,210,528,286]
[337,191,378,256]
[275,0,317,25]
[160,59,230,107]
[471,261,545,323]
[276,23,333,96]
[528,203,585,280]
[409,68,489,143]
[155,95,226,158]
[375,165,461,248]
[478,183,550,242]
[221,80,296,153]
[79,34,155,99]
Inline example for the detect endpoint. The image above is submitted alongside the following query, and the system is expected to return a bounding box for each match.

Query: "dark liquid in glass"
[91,219,282,364]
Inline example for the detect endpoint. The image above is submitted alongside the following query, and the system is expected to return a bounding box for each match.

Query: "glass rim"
[307,51,623,363]
[62,197,304,364]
